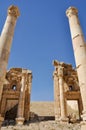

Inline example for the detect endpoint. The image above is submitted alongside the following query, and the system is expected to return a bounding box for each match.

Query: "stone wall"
[30,102,79,119]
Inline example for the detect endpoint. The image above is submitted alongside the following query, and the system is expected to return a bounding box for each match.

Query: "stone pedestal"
[16,117,24,125]
[66,6,86,121]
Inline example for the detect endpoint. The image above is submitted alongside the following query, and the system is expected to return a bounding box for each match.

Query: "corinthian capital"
[8,5,20,18]
[66,7,78,18]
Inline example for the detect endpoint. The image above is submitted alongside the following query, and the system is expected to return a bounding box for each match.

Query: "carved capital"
[58,66,64,77]
[28,74,32,83]
[53,60,59,66]
[66,7,78,18]
[8,5,20,18]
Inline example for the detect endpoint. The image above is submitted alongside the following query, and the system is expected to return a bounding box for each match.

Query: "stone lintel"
[8,5,20,18]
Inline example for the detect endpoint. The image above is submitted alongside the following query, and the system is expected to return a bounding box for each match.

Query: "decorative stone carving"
[66,6,86,125]
[66,7,78,17]
[8,5,20,18]
[0,68,32,125]
[53,60,83,123]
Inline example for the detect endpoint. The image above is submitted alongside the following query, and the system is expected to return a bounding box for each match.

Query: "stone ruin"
[53,60,83,123]
[0,68,32,125]
[0,5,86,130]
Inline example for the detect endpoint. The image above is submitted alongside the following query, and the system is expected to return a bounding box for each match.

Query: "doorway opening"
[5,104,18,120]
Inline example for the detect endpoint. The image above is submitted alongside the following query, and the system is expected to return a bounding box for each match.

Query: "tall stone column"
[53,71,60,121]
[66,7,86,121]
[16,74,26,125]
[58,66,68,122]
[0,5,20,102]
[0,5,20,128]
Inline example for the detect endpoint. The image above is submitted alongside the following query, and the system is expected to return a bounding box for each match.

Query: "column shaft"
[53,72,60,121]
[0,6,20,101]
[24,74,32,120]
[66,7,86,120]
[16,75,25,125]
[59,77,67,119]
[58,65,68,122]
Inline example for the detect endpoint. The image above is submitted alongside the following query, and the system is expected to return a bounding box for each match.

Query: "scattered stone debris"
[1,121,81,130]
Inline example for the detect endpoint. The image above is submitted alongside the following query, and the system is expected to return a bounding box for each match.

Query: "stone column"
[24,72,32,120]
[0,5,20,102]
[28,71,32,119]
[16,74,25,125]
[66,7,86,121]
[0,5,20,127]
[58,66,68,122]
[53,71,60,121]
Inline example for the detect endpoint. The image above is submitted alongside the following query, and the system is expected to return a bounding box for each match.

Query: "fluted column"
[66,7,86,121]
[58,66,68,122]
[53,71,60,121]
[0,5,20,101]
[16,74,25,125]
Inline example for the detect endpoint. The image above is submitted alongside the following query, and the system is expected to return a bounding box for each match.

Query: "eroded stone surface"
[1,121,81,130]
[53,60,83,122]
[0,68,32,125]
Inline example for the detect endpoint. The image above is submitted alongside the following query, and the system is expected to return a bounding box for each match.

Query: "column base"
[55,115,61,122]
[55,118,60,122]
[16,117,24,125]
[60,117,69,123]
[81,111,86,121]
[81,121,86,130]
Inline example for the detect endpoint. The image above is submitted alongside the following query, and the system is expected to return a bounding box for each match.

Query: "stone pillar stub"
[0,5,20,102]
[66,6,86,121]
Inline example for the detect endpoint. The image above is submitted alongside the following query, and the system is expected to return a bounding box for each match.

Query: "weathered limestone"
[16,69,32,125]
[0,5,20,103]
[58,66,68,122]
[0,5,20,127]
[66,7,86,121]
[53,71,60,121]
[53,60,83,123]
[16,74,25,125]
[0,68,32,126]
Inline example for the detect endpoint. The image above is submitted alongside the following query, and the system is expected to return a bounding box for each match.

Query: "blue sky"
[0,1,86,101]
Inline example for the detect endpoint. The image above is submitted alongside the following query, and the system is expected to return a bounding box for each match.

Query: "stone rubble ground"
[1,121,81,130]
